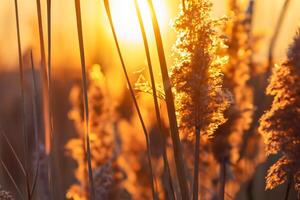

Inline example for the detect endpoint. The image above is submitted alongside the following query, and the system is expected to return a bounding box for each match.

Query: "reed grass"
[238,0,257,162]
[103,0,158,199]
[147,0,189,199]
[14,1,31,199]
[35,1,54,198]
[74,1,96,199]
[29,51,40,198]
[1,0,297,199]
[133,1,175,199]
[47,0,52,86]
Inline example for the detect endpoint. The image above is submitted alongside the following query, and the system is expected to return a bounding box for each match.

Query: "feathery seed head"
[171,0,230,140]
[259,29,300,193]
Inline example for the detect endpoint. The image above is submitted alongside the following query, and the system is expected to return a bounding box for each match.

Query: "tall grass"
[29,51,40,198]
[1,0,299,199]
[14,0,31,199]
[147,0,189,199]
[35,0,54,198]
[103,1,158,199]
[74,0,96,199]
[133,0,175,199]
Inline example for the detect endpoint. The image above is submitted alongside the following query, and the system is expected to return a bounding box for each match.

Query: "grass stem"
[192,127,200,200]
[14,1,31,199]
[74,1,96,199]
[133,0,175,199]
[147,0,190,199]
[103,0,157,199]
[219,159,226,200]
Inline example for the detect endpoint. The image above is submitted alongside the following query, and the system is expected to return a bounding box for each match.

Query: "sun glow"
[109,0,168,43]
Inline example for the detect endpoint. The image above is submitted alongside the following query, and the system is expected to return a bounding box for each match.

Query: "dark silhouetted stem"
[14,1,31,199]
[29,52,41,197]
[36,0,54,198]
[103,0,157,199]
[193,127,200,200]
[219,159,226,200]
[133,0,175,199]
[74,1,96,199]
[284,175,292,200]
[147,0,190,199]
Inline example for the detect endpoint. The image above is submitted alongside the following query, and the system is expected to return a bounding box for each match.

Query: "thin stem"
[267,0,291,73]
[36,0,46,71]
[103,0,157,199]
[284,175,292,200]
[193,127,200,200]
[14,1,31,199]
[0,127,26,176]
[74,1,96,199]
[47,0,52,87]
[1,160,25,200]
[219,159,226,200]
[36,0,54,197]
[46,0,55,198]
[147,0,190,199]
[29,51,41,198]
[133,0,175,199]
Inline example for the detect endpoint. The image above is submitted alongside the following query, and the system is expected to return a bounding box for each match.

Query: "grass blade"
[47,0,52,87]
[133,1,175,199]
[219,158,226,200]
[0,127,26,176]
[192,128,200,200]
[284,175,292,200]
[36,0,46,71]
[1,160,25,200]
[74,1,96,199]
[147,0,189,199]
[267,0,291,73]
[103,0,157,199]
[29,51,41,198]
[14,1,31,199]
[35,0,54,197]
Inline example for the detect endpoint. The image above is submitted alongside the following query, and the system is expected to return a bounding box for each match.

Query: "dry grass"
[0,0,299,199]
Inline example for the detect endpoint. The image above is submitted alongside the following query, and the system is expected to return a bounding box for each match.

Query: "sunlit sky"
[0,0,300,72]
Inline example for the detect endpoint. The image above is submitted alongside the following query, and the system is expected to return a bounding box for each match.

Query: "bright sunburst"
[109,0,168,43]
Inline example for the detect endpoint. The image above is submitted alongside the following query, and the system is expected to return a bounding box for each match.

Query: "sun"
[109,0,168,43]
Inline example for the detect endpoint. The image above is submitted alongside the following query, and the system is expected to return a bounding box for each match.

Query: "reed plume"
[171,1,229,199]
[213,0,254,164]
[211,2,256,197]
[66,65,119,199]
[259,29,300,198]
[171,0,229,140]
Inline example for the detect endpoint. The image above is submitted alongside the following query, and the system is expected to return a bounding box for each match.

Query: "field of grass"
[0,0,300,200]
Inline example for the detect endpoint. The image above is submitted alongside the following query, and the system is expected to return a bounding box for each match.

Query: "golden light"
[109,0,168,43]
